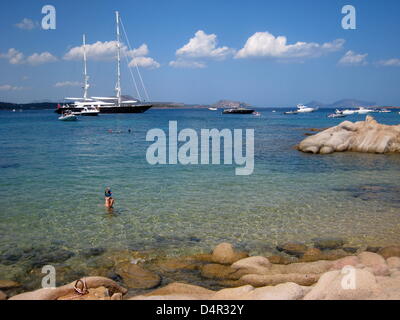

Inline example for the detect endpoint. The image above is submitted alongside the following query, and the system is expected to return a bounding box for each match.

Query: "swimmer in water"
[104,187,115,208]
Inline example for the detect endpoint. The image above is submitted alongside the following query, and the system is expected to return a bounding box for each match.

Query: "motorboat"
[328,113,346,118]
[296,104,317,113]
[356,107,374,114]
[378,109,391,113]
[253,111,261,116]
[80,106,99,116]
[340,109,357,115]
[222,107,255,114]
[58,111,77,121]
[208,107,218,111]
[284,110,298,115]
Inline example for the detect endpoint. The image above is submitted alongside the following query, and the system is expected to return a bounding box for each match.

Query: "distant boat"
[12,109,16,112]
[378,109,391,113]
[223,107,255,114]
[253,111,261,116]
[296,104,317,113]
[356,107,374,114]
[340,109,357,115]
[284,104,317,115]
[208,107,218,111]
[58,111,77,121]
[328,113,346,118]
[284,110,298,115]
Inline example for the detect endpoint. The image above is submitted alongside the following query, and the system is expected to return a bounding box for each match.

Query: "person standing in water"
[104,187,115,208]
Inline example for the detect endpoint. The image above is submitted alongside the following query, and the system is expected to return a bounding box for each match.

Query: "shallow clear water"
[1,108,400,273]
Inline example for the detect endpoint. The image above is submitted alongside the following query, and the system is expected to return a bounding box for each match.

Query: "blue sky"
[0,0,399,106]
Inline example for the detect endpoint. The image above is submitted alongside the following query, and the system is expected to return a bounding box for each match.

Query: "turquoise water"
[1,108,400,275]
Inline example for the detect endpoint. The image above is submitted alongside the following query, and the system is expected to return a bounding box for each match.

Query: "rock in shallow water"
[298,116,400,154]
[211,243,248,265]
[115,262,161,289]
[312,237,345,250]
[276,242,308,257]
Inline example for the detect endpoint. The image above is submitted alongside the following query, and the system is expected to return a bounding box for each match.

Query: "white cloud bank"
[235,32,345,60]
[338,50,368,66]
[64,41,160,69]
[170,30,234,68]
[377,58,400,67]
[15,18,38,30]
[0,48,57,66]
[0,84,25,91]
[54,81,82,88]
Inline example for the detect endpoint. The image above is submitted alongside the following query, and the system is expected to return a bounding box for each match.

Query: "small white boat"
[340,109,357,115]
[378,109,391,113]
[80,106,100,116]
[328,113,346,118]
[253,111,261,116]
[208,107,218,111]
[58,111,77,121]
[12,109,16,112]
[296,104,317,113]
[284,110,298,115]
[356,107,374,114]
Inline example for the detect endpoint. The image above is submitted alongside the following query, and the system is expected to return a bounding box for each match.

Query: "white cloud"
[129,56,160,69]
[0,84,25,91]
[176,30,234,59]
[54,81,82,88]
[15,18,38,30]
[26,52,58,65]
[170,30,234,68]
[338,50,368,66]
[0,48,25,64]
[235,32,345,60]
[63,41,159,69]
[169,59,206,69]
[0,48,57,66]
[377,58,400,67]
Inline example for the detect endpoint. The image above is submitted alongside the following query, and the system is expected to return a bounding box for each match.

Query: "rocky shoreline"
[2,239,400,300]
[298,116,400,154]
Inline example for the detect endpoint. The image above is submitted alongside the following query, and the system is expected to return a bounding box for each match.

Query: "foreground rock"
[9,277,127,300]
[298,116,400,154]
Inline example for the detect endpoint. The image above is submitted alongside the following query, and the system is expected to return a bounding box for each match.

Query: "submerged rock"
[312,237,345,250]
[115,262,161,289]
[0,280,21,289]
[276,242,308,257]
[211,243,248,265]
[298,116,400,154]
[378,246,400,259]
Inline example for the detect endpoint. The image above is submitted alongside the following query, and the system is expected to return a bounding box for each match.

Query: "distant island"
[305,99,377,109]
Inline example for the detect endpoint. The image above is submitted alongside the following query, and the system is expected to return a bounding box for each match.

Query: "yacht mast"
[82,34,89,100]
[115,11,122,107]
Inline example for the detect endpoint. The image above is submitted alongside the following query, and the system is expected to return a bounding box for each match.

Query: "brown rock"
[57,286,110,300]
[300,248,324,262]
[201,264,241,280]
[239,273,320,287]
[115,262,161,289]
[231,256,271,275]
[378,246,400,259]
[267,255,294,265]
[211,243,248,265]
[276,242,308,257]
[387,257,400,269]
[145,282,214,297]
[0,280,21,289]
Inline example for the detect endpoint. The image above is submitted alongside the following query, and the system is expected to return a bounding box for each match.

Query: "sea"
[1,108,400,284]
